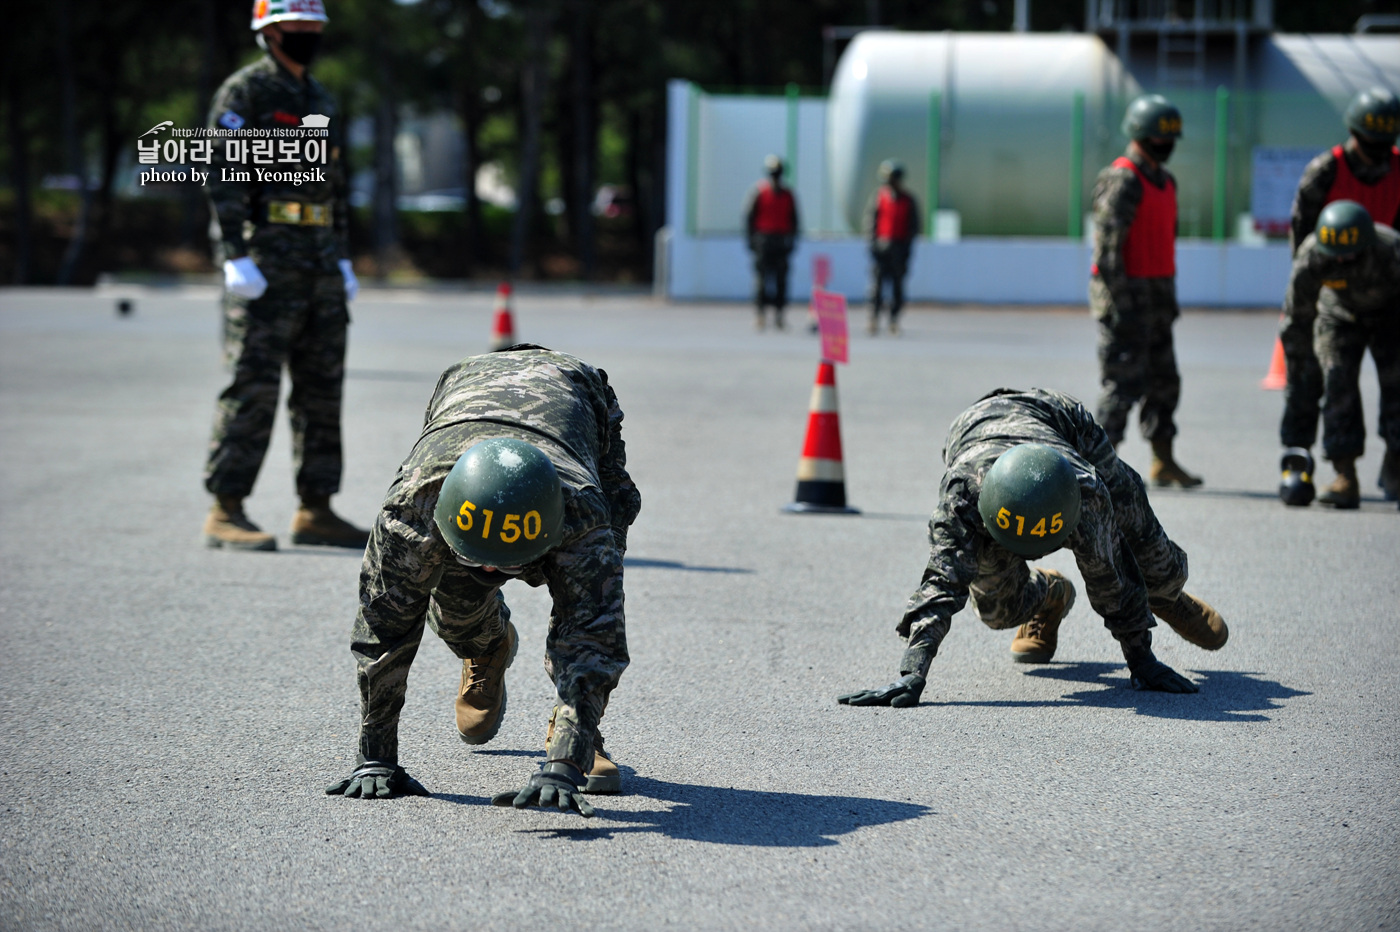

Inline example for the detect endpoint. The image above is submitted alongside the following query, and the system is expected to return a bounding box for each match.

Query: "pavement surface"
[1,287,1396,932]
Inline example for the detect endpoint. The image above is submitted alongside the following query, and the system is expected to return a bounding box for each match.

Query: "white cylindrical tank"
[828,31,1400,238]
[829,32,1137,236]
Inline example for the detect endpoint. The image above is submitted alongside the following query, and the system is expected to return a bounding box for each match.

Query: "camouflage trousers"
[1317,309,1400,461]
[868,240,911,319]
[751,234,793,311]
[971,460,1186,637]
[204,267,347,499]
[1278,301,1324,450]
[1092,276,1181,445]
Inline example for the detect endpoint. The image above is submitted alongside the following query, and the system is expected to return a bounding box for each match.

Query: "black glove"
[325,760,431,799]
[837,673,926,707]
[1128,657,1199,693]
[491,761,595,817]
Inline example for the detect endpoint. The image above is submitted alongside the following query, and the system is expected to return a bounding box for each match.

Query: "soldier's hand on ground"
[223,257,268,299]
[491,762,595,817]
[837,673,926,707]
[325,761,431,799]
[1128,658,1199,693]
[338,258,359,301]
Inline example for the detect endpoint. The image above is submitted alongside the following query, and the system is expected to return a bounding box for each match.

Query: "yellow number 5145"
[996,507,1065,538]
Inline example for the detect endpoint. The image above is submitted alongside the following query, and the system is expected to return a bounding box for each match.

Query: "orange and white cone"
[1261,331,1287,390]
[782,361,859,514]
[490,282,517,351]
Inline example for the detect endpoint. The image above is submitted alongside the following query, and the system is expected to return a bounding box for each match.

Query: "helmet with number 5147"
[434,438,565,566]
[977,443,1083,558]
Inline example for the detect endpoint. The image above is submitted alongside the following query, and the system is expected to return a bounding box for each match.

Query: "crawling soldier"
[838,388,1227,709]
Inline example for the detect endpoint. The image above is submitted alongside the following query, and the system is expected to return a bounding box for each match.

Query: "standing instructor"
[202,0,367,551]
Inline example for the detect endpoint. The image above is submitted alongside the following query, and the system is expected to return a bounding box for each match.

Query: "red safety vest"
[1114,156,1176,279]
[1325,144,1400,227]
[752,182,797,235]
[875,188,914,240]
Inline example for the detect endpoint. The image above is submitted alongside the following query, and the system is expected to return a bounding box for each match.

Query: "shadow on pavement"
[508,773,932,846]
[624,557,753,574]
[929,662,1309,723]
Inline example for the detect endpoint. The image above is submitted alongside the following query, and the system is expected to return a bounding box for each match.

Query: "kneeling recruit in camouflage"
[327,347,640,816]
[838,388,1228,709]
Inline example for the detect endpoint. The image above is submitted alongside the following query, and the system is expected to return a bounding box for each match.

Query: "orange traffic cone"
[1261,332,1286,390]
[490,282,517,351]
[782,361,859,514]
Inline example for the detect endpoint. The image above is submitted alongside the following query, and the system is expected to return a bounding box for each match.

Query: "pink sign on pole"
[813,254,831,289]
[811,288,849,364]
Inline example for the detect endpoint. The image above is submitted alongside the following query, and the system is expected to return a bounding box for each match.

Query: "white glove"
[223,257,267,300]
[339,259,359,302]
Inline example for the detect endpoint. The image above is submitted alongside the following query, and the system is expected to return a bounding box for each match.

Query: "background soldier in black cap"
[1279,201,1400,509]
[837,388,1227,709]
[864,160,920,336]
[743,155,800,331]
[1089,95,1201,488]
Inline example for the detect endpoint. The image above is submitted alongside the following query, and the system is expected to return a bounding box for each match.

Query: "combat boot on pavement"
[456,621,518,745]
[1151,592,1228,650]
[1149,439,1203,488]
[1378,448,1399,502]
[1318,457,1360,509]
[547,706,621,794]
[290,495,370,548]
[754,308,767,332]
[1010,569,1076,663]
[203,496,277,551]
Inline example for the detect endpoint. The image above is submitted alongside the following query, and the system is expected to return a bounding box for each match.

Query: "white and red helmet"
[251,0,328,31]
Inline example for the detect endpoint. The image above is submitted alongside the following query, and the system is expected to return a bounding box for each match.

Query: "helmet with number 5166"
[434,438,565,566]
[977,444,1083,558]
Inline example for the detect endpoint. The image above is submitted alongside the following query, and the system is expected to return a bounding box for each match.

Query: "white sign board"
[1250,147,1321,236]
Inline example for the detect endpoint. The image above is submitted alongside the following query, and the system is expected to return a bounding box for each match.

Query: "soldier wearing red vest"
[1089,95,1201,488]
[744,155,800,330]
[864,160,921,335]
[1281,87,1400,500]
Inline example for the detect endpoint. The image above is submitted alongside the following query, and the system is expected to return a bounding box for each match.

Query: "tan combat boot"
[547,706,621,794]
[866,313,879,335]
[1151,592,1228,650]
[203,496,276,551]
[1149,439,1203,488]
[888,315,901,336]
[290,495,370,548]
[455,621,518,745]
[1317,457,1360,509]
[754,309,767,332]
[1010,569,1077,663]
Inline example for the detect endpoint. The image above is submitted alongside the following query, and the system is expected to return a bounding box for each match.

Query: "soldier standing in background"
[743,155,800,331]
[1279,201,1400,509]
[864,160,920,336]
[202,0,367,551]
[836,388,1228,710]
[1089,95,1201,488]
[326,347,641,815]
[1280,88,1400,502]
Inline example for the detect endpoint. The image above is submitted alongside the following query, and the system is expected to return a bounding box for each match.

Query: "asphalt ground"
[0,287,1396,932]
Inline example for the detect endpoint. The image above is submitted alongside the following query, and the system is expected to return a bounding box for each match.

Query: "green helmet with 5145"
[978,444,1083,557]
[434,438,564,567]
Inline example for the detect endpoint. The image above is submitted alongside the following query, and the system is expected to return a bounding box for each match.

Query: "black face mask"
[1355,136,1395,164]
[277,32,321,66]
[1142,139,1175,164]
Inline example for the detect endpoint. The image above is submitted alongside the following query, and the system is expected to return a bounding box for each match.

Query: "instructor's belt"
[265,201,333,226]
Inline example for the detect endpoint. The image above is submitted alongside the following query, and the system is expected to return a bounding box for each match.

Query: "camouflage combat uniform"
[897,388,1188,678]
[743,181,799,315]
[1290,144,1400,254]
[351,347,641,774]
[1279,226,1400,461]
[204,54,350,499]
[1280,143,1400,449]
[1089,148,1181,446]
[864,186,921,324]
